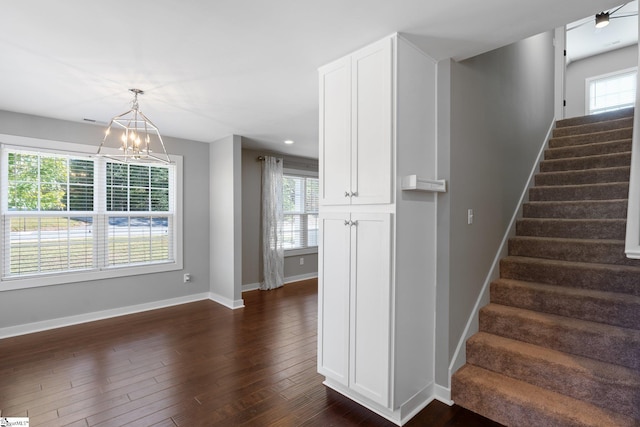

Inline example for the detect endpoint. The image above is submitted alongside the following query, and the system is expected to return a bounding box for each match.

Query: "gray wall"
[0,110,211,328]
[565,45,638,118]
[435,31,556,386]
[241,148,318,287]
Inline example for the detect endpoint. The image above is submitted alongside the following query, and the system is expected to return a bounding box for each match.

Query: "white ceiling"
[567,1,638,63]
[0,0,625,159]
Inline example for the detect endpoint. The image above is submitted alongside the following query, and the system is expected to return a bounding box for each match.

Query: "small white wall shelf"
[401,175,447,193]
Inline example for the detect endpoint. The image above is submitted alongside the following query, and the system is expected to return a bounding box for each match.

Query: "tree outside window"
[2,149,175,279]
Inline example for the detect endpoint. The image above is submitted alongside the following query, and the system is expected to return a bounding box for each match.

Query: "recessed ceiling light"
[284,139,295,145]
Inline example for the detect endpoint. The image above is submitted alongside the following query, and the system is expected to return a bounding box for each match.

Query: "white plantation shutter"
[1,147,176,283]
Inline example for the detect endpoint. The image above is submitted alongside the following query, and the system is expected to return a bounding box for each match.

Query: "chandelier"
[97,89,171,164]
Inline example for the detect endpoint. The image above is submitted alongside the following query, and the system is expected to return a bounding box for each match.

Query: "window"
[587,68,637,115]
[282,174,318,250]
[1,142,181,290]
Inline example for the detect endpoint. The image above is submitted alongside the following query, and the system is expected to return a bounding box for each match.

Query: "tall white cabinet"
[318,34,440,425]
[319,37,393,206]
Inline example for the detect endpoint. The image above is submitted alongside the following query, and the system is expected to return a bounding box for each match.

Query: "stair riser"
[508,238,640,267]
[522,201,628,219]
[535,167,630,186]
[466,336,640,418]
[529,183,629,202]
[451,372,544,427]
[479,307,640,370]
[549,128,633,149]
[556,108,634,128]
[500,258,640,296]
[545,140,631,160]
[490,281,640,330]
[540,153,631,172]
[452,365,638,427]
[552,117,633,138]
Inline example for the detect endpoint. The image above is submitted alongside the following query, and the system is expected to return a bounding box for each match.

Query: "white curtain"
[260,156,284,290]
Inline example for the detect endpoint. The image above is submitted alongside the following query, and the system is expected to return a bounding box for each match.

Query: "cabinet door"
[319,57,352,206]
[351,37,393,205]
[317,213,351,385]
[349,212,392,406]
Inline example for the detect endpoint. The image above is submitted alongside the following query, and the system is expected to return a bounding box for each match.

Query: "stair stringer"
[447,119,555,392]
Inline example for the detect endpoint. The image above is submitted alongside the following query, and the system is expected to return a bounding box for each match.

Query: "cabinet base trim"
[322,378,434,426]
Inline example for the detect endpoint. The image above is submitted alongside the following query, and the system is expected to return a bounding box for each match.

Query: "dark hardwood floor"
[0,279,502,426]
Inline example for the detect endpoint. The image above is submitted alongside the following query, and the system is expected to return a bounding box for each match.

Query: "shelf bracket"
[401,175,447,193]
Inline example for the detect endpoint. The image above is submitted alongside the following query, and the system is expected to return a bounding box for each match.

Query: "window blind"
[282,175,318,250]
[1,147,176,281]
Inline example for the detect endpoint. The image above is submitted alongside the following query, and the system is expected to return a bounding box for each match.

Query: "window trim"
[0,134,183,292]
[283,168,318,255]
[585,67,638,115]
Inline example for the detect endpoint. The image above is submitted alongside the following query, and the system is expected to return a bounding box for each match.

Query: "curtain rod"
[256,156,280,162]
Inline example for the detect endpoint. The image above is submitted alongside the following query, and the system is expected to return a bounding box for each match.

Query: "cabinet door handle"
[344,220,350,226]
[344,191,350,198]
[350,191,358,197]
[350,220,358,227]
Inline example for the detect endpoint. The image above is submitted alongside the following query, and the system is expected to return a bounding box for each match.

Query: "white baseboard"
[0,292,211,339]
[241,274,317,294]
[209,292,245,309]
[242,282,260,292]
[323,378,434,426]
[285,273,317,283]
[433,383,453,406]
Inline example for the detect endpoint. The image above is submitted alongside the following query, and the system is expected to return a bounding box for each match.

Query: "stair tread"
[480,303,640,369]
[501,256,640,296]
[522,199,628,219]
[503,255,640,272]
[545,139,632,159]
[469,331,640,386]
[556,108,634,128]
[549,128,633,148]
[511,235,623,244]
[552,117,634,137]
[492,278,640,329]
[529,182,629,202]
[452,364,639,427]
[494,277,640,305]
[533,181,629,189]
[524,198,628,204]
[482,302,640,336]
[517,217,626,223]
[541,151,631,166]
[536,165,630,177]
[467,332,640,418]
[548,138,632,148]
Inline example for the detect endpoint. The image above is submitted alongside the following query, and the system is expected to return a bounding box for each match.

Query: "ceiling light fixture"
[284,139,295,145]
[595,12,610,28]
[97,89,171,164]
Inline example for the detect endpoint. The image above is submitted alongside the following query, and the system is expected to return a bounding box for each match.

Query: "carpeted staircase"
[451,108,640,427]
